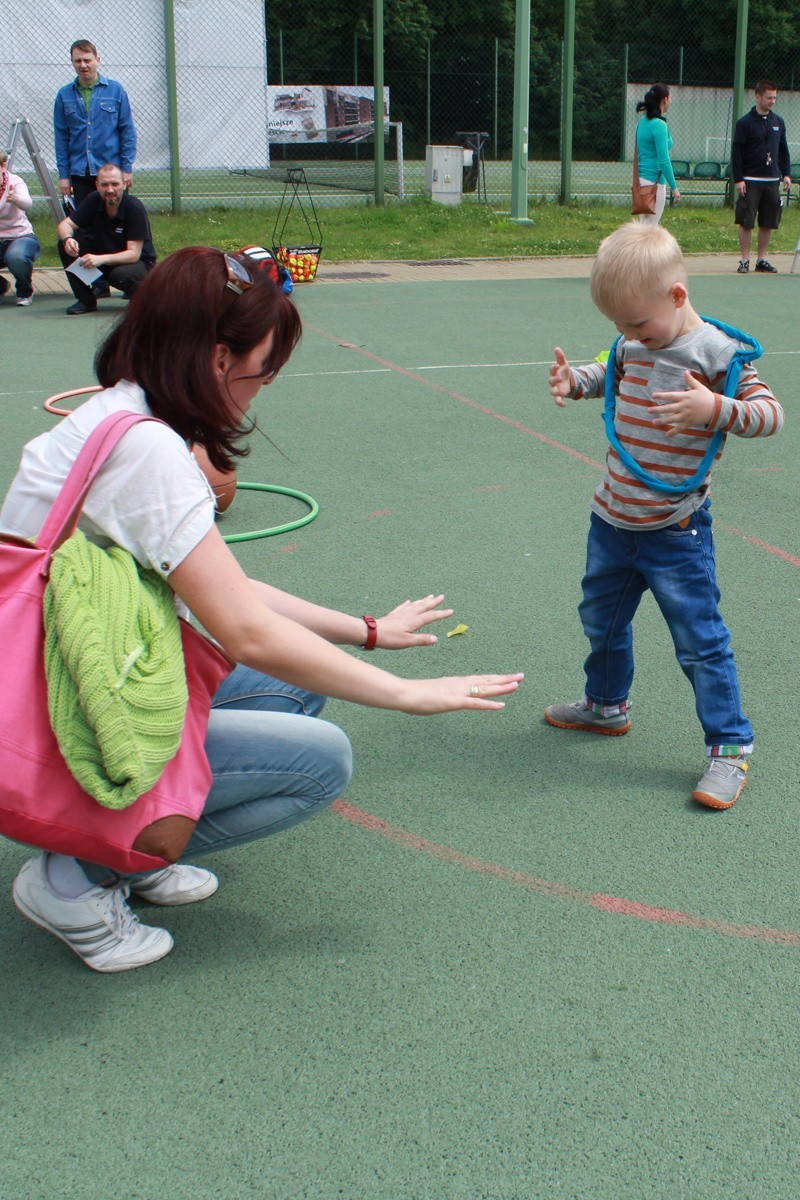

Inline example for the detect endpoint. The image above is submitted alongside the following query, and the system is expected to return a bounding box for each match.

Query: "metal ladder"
[5,116,66,223]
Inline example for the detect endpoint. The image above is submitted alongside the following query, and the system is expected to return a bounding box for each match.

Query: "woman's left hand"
[375,594,455,649]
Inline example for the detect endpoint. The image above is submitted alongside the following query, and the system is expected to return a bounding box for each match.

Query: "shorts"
[734,179,782,230]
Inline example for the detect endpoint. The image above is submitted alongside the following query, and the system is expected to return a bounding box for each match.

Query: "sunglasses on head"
[217,253,254,322]
[223,253,253,295]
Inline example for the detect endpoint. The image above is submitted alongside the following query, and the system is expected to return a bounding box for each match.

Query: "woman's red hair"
[94,246,302,471]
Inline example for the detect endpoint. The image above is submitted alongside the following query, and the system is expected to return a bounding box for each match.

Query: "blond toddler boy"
[546,222,783,808]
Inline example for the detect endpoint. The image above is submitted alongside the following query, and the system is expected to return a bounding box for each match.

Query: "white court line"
[285,349,800,381]
[5,351,796,393]
[285,360,555,379]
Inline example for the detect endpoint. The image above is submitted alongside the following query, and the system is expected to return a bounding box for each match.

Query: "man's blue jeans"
[0,235,40,299]
[80,666,353,884]
[579,503,753,755]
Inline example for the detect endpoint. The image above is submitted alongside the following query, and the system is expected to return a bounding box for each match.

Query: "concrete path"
[314,252,798,283]
[8,250,798,298]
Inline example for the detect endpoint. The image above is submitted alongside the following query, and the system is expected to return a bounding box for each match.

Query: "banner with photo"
[266,85,390,143]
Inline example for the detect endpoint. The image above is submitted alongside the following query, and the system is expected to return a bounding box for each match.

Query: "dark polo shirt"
[72,191,156,266]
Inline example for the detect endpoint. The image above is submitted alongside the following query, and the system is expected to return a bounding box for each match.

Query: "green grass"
[30,197,800,266]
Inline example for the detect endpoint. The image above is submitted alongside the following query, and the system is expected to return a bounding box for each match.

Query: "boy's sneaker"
[16,295,33,307]
[692,757,748,810]
[131,864,219,906]
[754,259,777,272]
[737,260,750,273]
[12,854,173,972]
[544,700,631,736]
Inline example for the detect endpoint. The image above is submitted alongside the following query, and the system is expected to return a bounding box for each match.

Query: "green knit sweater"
[43,530,188,810]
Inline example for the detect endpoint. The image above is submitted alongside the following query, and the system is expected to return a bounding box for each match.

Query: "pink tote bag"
[0,411,232,874]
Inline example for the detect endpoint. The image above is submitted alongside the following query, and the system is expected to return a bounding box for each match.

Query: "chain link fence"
[2,4,800,214]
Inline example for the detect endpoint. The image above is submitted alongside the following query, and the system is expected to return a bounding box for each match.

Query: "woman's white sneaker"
[12,854,173,972]
[131,864,219,906]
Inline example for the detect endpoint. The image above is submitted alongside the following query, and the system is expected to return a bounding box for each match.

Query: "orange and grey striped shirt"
[568,321,783,530]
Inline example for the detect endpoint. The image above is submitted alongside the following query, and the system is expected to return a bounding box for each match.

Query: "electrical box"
[425,145,463,205]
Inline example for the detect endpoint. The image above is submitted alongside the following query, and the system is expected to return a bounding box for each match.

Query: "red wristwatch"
[362,614,378,651]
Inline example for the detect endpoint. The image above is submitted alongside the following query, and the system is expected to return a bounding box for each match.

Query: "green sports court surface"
[1,257,799,1199]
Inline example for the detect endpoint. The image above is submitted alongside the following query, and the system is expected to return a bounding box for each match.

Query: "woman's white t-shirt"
[0,380,217,578]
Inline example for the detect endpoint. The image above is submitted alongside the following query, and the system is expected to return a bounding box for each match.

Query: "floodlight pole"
[560,0,576,204]
[730,0,749,204]
[163,0,182,215]
[510,0,532,223]
[373,0,385,205]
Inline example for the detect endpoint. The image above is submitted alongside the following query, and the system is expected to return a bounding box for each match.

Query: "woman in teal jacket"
[635,83,680,224]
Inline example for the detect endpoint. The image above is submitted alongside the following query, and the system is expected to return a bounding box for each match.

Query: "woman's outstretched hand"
[375,594,455,649]
[396,673,524,714]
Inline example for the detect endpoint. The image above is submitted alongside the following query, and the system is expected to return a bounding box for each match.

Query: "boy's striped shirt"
[568,321,783,530]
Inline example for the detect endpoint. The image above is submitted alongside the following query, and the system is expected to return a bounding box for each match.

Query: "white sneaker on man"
[12,854,173,972]
[131,864,219,905]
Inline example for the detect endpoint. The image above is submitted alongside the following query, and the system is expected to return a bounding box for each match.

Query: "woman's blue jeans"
[80,666,353,884]
[579,503,753,754]
[0,235,40,299]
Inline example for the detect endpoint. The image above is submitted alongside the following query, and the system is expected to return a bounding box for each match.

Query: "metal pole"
[678,46,684,86]
[494,38,499,160]
[278,31,287,160]
[510,0,532,222]
[163,0,182,215]
[731,0,749,204]
[426,40,431,147]
[373,0,385,204]
[560,0,576,205]
[620,43,629,161]
[354,33,360,162]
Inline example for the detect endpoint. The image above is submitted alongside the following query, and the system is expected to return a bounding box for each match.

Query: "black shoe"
[66,300,98,315]
[0,276,9,297]
[737,260,750,273]
[754,259,778,272]
[91,281,111,299]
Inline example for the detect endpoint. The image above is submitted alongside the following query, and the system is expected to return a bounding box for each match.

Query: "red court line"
[332,800,800,948]
[304,325,605,471]
[716,522,800,568]
[305,324,800,569]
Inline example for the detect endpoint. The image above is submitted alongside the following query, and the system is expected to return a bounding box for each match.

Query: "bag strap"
[602,317,764,497]
[37,411,162,558]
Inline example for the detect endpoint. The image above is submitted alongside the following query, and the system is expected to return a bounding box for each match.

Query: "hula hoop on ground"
[43,388,320,542]
[222,482,319,543]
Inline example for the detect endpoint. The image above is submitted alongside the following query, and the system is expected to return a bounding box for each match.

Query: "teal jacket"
[635,116,676,189]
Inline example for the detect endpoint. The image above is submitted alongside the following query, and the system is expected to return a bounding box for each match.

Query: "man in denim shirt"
[54,40,137,208]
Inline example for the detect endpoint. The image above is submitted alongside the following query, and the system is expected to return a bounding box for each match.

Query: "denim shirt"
[53,73,137,179]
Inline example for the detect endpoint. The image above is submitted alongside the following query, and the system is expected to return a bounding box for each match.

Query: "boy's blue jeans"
[579,503,753,756]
